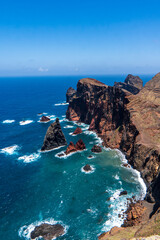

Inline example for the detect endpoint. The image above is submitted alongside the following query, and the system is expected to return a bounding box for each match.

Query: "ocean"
[0,75,152,240]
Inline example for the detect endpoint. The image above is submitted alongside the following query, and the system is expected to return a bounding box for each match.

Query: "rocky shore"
[66,74,160,239]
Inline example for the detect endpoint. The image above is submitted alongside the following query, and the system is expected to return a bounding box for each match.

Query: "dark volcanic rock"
[88,155,94,159]
[72,127,82,135]
[66,74,160,205]
[119,190,128,196]
[91,145,102,153]
[40,115,50,122]
[114,74,143,95]
[41,118,67,151]
[30,223,65,240]
[83,164,92,172]
[65,139,86,155]
[66,87,76,102]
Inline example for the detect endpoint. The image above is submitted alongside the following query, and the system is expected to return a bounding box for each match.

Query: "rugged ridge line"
[66,75,160,204]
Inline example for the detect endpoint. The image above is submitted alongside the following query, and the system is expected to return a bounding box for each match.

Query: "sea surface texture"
[0,75,152,240]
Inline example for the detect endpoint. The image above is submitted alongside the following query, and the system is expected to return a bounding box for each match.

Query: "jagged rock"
[83,164,92,172]
[72,127,82,135]
[75,139,86,151]
[40,115,50,122]
[41,118,67,151]
[91,145,102,153]
[65,139,86,155]
[114,74,143,94]
[66,74,160,204]
[66,87,76,102]
[119,190,128,196]
[30,223,65,240]
[65,141,77,155]
[122,201,146,227]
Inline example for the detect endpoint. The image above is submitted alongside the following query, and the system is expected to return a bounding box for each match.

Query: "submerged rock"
[65,139,86,155]
[40,115,50,122]
[66,87,76,102]
[30,223,65,240]
[72,127,82,135]
[41,118,67,151]
[91,145,102,153]
[83,164,92,172]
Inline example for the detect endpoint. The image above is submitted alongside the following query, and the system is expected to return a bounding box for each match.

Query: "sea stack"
[40,115,50,122]
[41,118,67,151]
[66,87,76,102]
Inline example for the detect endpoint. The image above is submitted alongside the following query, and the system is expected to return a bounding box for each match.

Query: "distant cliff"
[66,74,160,204]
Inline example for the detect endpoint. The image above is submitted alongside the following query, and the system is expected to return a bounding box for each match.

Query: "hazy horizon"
[0,0,160,76]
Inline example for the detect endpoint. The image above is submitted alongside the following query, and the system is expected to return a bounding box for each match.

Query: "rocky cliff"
[114,74,143,94]
[66,74,160,204]
[41,118,67,151]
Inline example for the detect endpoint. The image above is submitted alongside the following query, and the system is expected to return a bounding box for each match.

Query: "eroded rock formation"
[66,74,160,204]
[40,115,50,122]
[72,127,82,135]
[65,139,86,155]
[66,87,76,102]
[41,118,67,151]
[114,74,143,94]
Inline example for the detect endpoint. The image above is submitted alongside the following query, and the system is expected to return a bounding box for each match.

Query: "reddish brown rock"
[40,115,50,122]
[72,127,82,135]
[65,139,86,155]
[75,139,86,151]
[65,142,77,155]
[98,226,124,239]
[91,145,102,153]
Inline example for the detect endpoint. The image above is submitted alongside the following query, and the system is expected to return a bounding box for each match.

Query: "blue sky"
[0,0,160,76]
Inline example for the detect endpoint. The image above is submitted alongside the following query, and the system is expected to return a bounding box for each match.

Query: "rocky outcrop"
[41,118,67,151]
[114,74,143,94]
[119,190,128,196]
[66,74,160,204]
[66,87,76,102]
[72,127,82,135]
[83,164,92,172]
[65,139,86,155]
[91,145,102,153]
[40,115,50,122]
[30,223,65,240]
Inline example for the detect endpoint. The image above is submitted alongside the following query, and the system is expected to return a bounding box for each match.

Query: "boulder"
[119,190,128,196]
[83,164,92,172]
[72,127,82,135]
[30,223,65,240]
[41,118,67,151]
[40,115,50,122]
[91,145,102,153]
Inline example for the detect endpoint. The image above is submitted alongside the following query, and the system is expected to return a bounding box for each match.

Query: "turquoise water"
[0,75,151,240]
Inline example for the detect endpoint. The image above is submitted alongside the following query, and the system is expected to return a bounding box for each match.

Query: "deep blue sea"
[0,75,152,240]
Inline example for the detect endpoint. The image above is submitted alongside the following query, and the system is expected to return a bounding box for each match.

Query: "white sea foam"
[54,102,69,106]
[2,119,15,124]
[18,218,68,240]
[18,153,40,163]
[37,112,48,116]
[114,174,120,180]
[19,120,33,126]
[55,149,87,159]
[40,145,65,153]
[63,125,74,129]
[81,165,95,174]
[1,145,20,155]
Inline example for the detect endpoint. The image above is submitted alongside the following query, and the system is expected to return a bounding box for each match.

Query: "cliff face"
[66,75,160,203]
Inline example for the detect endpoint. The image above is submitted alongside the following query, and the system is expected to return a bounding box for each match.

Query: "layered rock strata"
[66,74,160,204]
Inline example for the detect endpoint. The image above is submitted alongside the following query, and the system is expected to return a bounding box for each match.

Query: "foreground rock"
[30,223,65,240]
[72,127,82,135]
[41,118,67,151]
[40,115,50,122]
[83,164,92,172]
[65,139,86,155]
[91,145,102,153]
[66,87,76,102]
[114,74,143,94]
